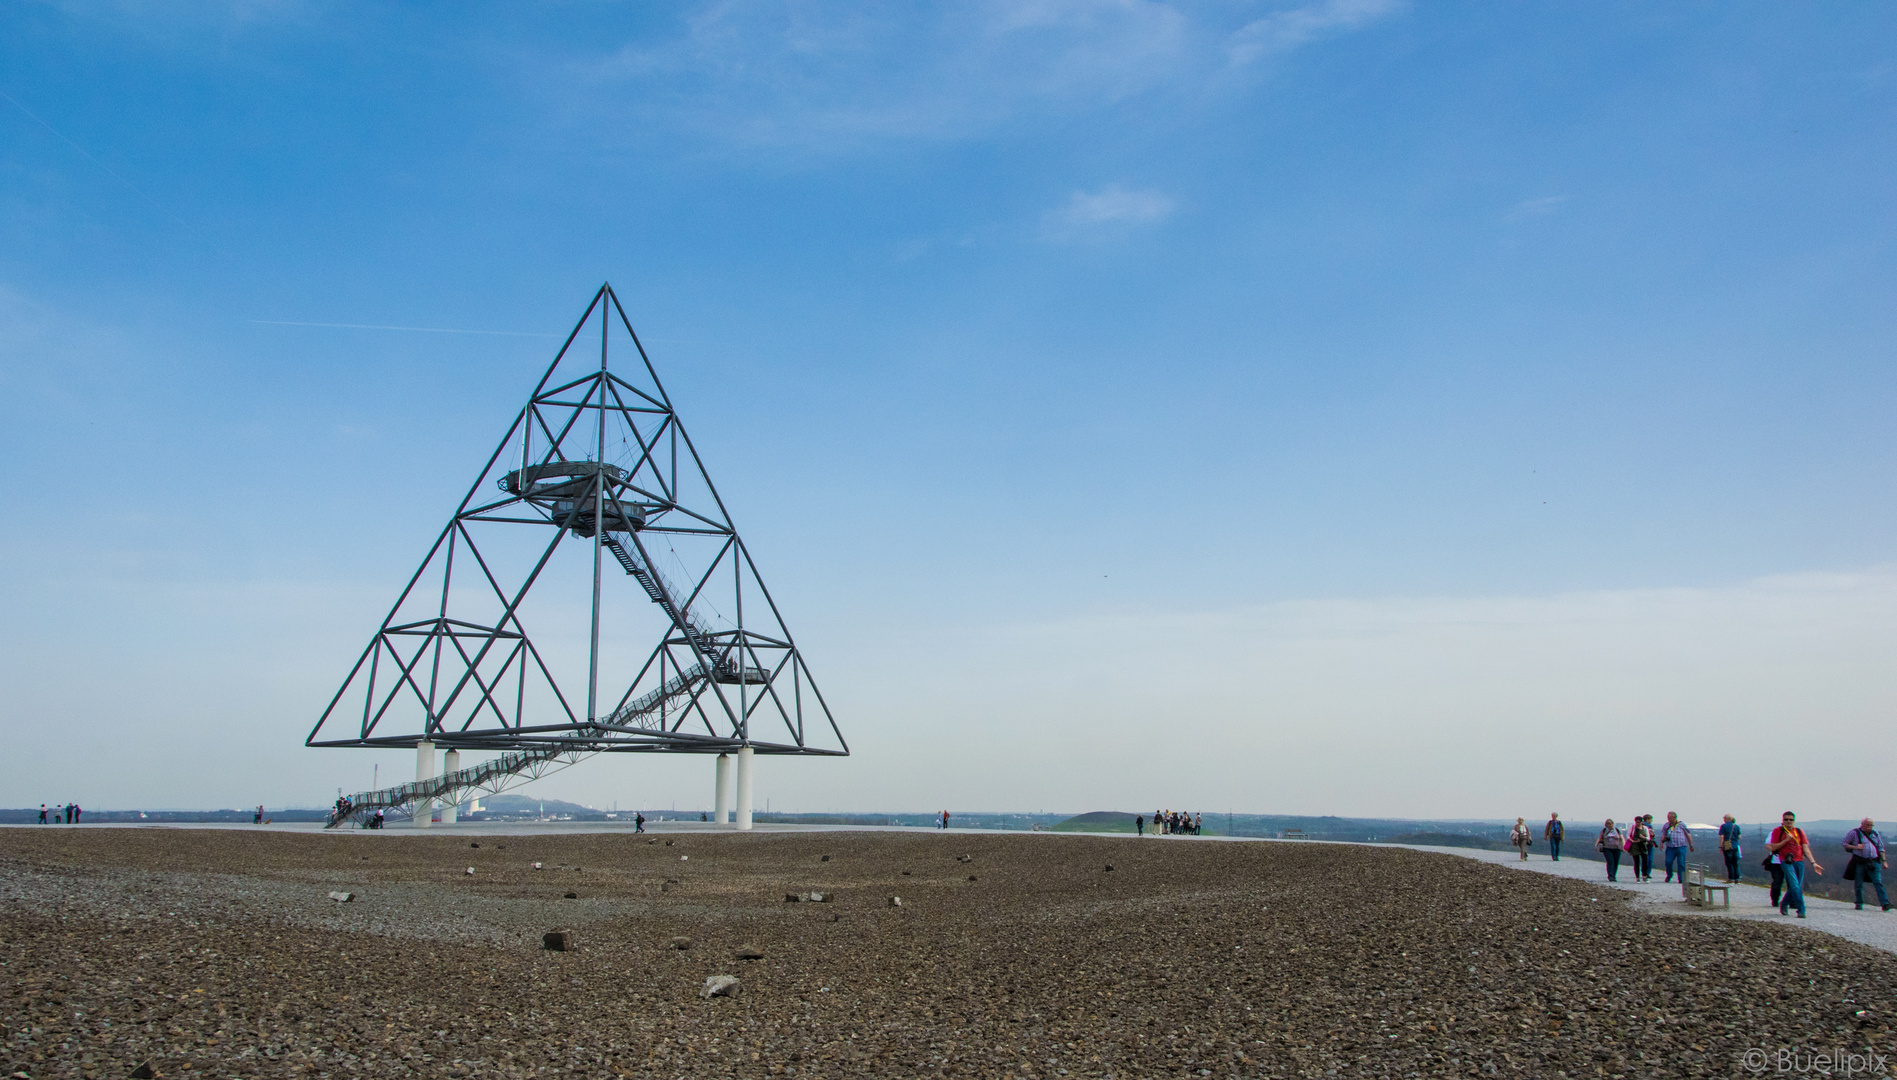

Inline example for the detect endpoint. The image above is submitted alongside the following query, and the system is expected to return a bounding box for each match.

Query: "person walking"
[1659,812,1695,884]
[1843,818,1892,912]
[38,804,47,824]
[1510,818,1532,860]
[634,812,645,834]
[1544,813,1564,861]
[1717,815,1743,883]
[1597,819,1626,881]
[1627,816,1654,882]
[1135,814,1144,836]
[1769,811,1823,918]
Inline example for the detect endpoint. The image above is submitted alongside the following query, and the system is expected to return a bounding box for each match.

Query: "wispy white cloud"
[560,1,1400,151]
[1227,0,1404,66]
[1041,184,1174,239]
[1504,194,1569,223]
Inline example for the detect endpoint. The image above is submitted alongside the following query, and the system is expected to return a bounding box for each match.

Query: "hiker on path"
[38,805,46,824]
[1135,814,1144,836]
[1717,815,1743,883]
[1627,817,1654,882]
[1660,812,1695,884]
[1544,813,1564,861]
[1510,818,1532,860]
[1843,819,1892,912]
[1597,819,1626,881]
[1769,811,1822,918]
[634,812,645,833]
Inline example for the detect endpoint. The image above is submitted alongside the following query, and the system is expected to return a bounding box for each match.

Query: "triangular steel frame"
[308,284,847,759]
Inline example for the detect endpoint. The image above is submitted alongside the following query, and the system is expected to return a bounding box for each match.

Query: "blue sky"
[2,2,1894,821]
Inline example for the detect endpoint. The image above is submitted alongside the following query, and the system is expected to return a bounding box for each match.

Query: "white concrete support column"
[440,749,460,824]
[414,741,436,828]
[734,746,755,831]
[714,753,731,825]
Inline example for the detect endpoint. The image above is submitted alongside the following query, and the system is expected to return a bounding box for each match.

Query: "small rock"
[465,867,475,875]
[129,1061,156,1079]
[967,875,978,882]
[901,870,911,876]
[958,854,971,863]
[543,931,572,952]
[888,896,903,907]
[680,855,689,861]
[784,893,802,903]
[563,892,578,899]
[532,862,544,870]
[665,840,674,846]
[821,854,831,862]
[1104,865,1114,872]
[734,944,765,960]
[807,891,829,903]
[470,842,480,848]
[668,936,692,950]
[327,891,354,903]
[701,975,740,999]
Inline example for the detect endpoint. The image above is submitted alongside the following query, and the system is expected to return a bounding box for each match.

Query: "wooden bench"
[1684,867,1732,908]
[1280,829,1306,840]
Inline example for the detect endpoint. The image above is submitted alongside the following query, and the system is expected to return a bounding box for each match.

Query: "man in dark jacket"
[1844,819,1892,911]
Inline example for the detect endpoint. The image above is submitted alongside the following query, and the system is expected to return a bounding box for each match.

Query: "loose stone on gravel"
[326,890,354,902]
[700,975,740,999]
[542,930,572,951]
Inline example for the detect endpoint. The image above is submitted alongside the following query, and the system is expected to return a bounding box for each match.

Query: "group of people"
[1510,810,1891,920]
[1578,812,1703,884]
[1136,810,1202,836]
[330,796,386,828]
[37,803,81,824]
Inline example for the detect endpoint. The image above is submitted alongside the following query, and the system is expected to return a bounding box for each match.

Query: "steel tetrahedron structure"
[308,285,846,782]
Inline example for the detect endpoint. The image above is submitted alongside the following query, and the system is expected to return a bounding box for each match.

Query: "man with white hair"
[1659,811,1695,884]
[1843,819,1892,912]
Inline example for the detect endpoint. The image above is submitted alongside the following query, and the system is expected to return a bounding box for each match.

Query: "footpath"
[1383,841,1897,956]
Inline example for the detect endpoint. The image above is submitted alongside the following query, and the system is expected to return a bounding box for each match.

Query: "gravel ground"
[4,828,1895,1079]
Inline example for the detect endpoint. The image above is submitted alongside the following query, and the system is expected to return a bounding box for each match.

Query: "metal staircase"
[324,666,709,828]
[602,534,765,684]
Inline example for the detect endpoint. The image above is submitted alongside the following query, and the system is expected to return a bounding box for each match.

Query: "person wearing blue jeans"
[1718,815,1743,883]
[1770,812,1822,918]
[1659,812,1694,884]
[1544,814,1564,861]
[1843,819,1892,911]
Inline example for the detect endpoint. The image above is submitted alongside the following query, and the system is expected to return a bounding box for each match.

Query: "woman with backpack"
[1597,819,1626,881]
[1510,818,1532,860]
[1717,814,1743,884]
